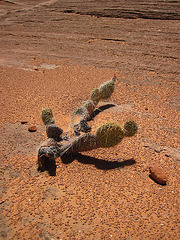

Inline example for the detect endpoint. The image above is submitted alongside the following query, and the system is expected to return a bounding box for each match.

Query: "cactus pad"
[99,79,115,99]
[41,107,55,125]
[123,121,138,137]
[96,123,124,148]
[90,88,101,106]
[83,100,95,116]
[46,124,63,141]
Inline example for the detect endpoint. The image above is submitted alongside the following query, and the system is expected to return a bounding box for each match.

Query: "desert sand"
[0,1,180,239]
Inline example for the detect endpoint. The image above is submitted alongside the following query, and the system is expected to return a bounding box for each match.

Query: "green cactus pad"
[83,100,95,116]
[90,88,101,106]
[96,123,124,148]
[123,121,138,137]
[99,80,115,99]
[41,107,55,125]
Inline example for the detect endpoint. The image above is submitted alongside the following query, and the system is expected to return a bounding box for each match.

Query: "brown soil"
[0,1,180,239]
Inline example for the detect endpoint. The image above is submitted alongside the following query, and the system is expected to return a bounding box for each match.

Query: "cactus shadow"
[38,157,57,176]
[61,154,77,164]
[61,153,136,170]
[92,103,116,118]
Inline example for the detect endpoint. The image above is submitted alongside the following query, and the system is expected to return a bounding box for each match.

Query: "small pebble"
[21,120,28,124]
[28,126,37,132]
[149,165,167,185]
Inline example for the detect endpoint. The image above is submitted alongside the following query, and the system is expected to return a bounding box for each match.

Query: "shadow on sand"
[38,154,136,176]
[61,153,136,170]
[38,156,57,176]
[92,103,116,118]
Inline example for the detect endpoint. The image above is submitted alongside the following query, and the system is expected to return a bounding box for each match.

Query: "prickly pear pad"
[123,121,138,137]
[83,100,95,116]
[99,80,115,99]
[96,123,124,148]
[90,88,101,106]
[41,107,55,125]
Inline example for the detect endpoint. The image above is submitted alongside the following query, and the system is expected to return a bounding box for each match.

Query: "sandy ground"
[0,1,180,239]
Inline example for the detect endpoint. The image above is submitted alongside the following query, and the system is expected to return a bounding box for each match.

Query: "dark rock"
[21,120,28,124]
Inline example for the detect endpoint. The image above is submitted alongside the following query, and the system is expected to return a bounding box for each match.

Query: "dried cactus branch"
[38,75,138,174]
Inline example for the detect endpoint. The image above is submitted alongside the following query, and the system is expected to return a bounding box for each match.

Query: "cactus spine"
[99,75,117,100]
[41,108,63,141]
[71,75,117,129]
[96,123,124,148]
[38,120,138,172]
[63,121,137,155]
[41,107,55,125]
[38,74,139,174]
[46,124,63,140]
[90,88,101,106]
[71,100,96,129]
[83,100,96,116]
[123,121,138,137]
